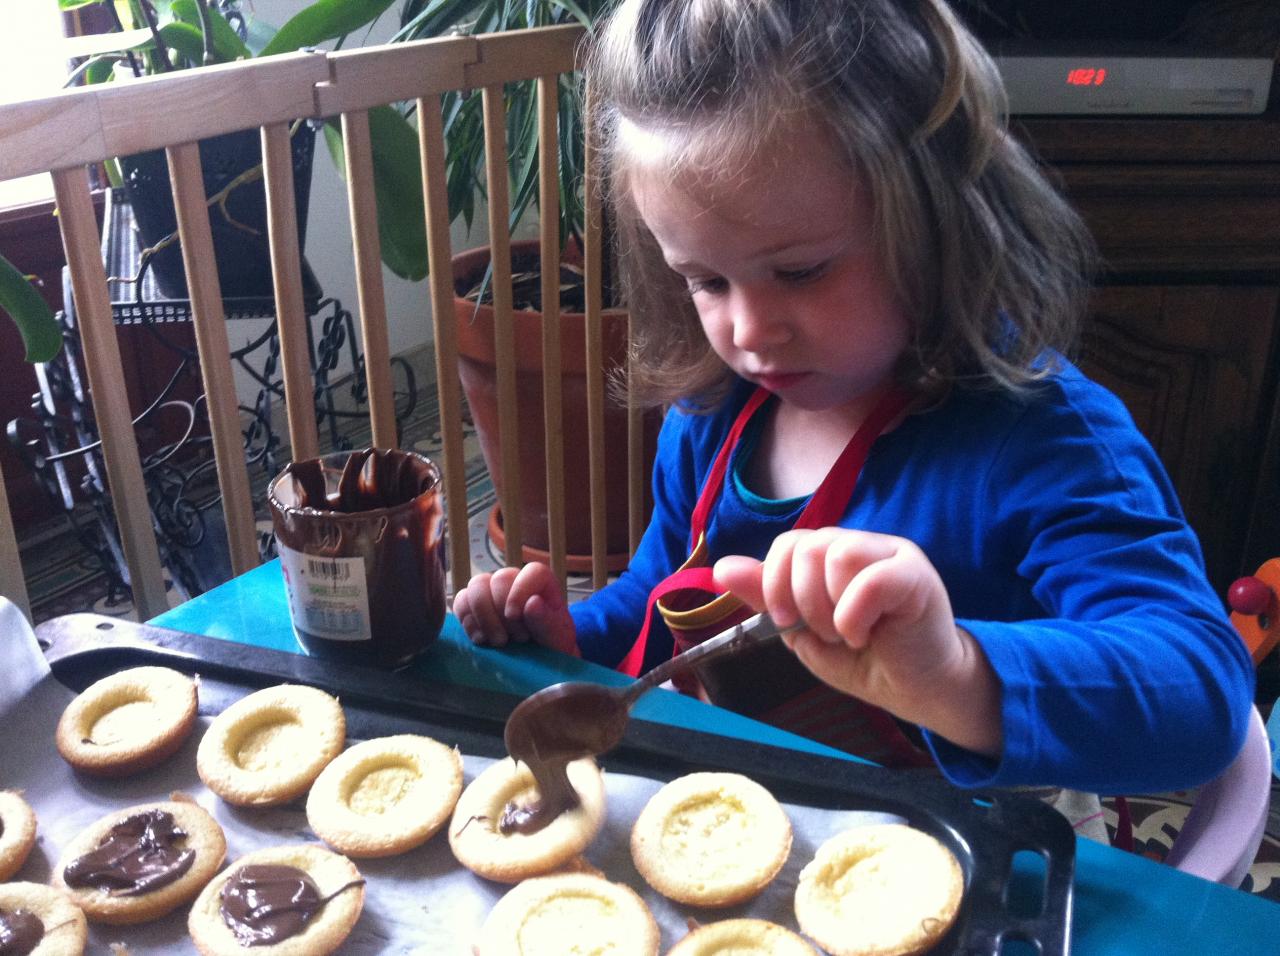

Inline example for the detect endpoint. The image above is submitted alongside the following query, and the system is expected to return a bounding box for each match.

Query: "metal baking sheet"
[10,612,1074,955]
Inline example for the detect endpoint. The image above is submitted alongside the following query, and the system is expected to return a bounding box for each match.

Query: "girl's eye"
[775,263,828,285]
[773,263,824,286]
[686,276,728,295]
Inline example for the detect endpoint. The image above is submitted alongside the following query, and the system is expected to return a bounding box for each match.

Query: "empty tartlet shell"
[793,823,964,956]
[475,873,659,956]
[55,666,198,777]
[52,797,226,926]
[0,882,88,956]
[0,789,38,881]
[187,843,365,956]
[305,734,463,857]
[196,684,345,806]
[630,771,792,907]
[668,918,819,955]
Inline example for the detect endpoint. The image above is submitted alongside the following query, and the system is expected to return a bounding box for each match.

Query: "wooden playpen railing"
[0,25,647,622]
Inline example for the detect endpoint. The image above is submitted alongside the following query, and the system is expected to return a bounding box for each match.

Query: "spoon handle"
[621,611,803,705]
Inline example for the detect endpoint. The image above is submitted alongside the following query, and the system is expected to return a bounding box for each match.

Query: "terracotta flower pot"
[452,241,657,572]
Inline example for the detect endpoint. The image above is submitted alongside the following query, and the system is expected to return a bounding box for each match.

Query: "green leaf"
[156,21,207,67]
[58,0,104,9]
[260,0,398,58]
[0,255,61,363]
[324,107,428,281]
[170,0,251,62]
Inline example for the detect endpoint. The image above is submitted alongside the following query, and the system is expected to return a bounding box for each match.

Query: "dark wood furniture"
[1014,107,1280,597]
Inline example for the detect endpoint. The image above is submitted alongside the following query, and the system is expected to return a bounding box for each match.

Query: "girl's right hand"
[452,562,579,657]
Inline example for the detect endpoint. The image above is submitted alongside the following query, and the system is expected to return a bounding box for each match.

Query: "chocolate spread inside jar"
[269,448,446,668]
[500,684,631,834]
[219,864,363,946]
[62,809,195,896]
[0,908,43,956]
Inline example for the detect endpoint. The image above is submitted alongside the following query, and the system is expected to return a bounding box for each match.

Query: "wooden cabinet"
[1013,110,1280,596]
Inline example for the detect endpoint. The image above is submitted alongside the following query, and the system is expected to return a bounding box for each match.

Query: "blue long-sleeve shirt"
[570,363,1255,794]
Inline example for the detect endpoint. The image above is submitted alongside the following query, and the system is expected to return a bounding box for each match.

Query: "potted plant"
[394,0,655,570]
[1,0,435,359]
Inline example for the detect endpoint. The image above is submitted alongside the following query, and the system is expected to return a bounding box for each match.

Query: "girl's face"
[628,125,911,415]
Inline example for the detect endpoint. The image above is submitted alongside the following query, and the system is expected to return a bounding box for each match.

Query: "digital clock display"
[1067,67,1107,86]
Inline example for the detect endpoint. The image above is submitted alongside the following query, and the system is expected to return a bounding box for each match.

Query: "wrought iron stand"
[6,191,417,606]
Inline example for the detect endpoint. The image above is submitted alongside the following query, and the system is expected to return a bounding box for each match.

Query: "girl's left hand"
[713,528,1002,757]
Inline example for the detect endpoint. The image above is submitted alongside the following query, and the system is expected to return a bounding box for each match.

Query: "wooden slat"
[0,466,31,621]
[482,84,522,566]
[537,75,566,586]
[582,81,609,590]
[316,37,477,116]
[51,167,169,619]
[418,95,471,589]
[166,143,260,574]
[0,53,329,181]
[340,110,398,449]
[261,121,320,463]
[464,26,584,89]
[0,95,105,181]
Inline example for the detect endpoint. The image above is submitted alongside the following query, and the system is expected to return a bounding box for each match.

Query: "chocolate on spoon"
[500,612,803,834]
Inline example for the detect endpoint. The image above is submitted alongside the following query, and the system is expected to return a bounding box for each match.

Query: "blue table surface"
[155,561,1280,956]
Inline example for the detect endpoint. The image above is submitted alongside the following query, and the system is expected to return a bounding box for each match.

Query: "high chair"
[0,25,646,622]
[1147,560,1277,889]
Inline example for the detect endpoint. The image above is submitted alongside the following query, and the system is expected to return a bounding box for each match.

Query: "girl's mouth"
[754,372,809,393]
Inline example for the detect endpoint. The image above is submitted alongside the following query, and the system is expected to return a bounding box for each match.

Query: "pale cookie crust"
[0,882,88,956]
[52,798,226,926]
[448,757,605,883]
[306,734,462,857]
[0,789,38,881]
[630,771,792,907]
[668,918,818,955]
[197,684,345,806]
[474,873,659,956]
[793,823,964,956]
[55,666,198,777]
[188,843,365,956]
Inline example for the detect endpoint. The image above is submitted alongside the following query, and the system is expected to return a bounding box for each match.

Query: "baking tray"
[36,613,1075,956]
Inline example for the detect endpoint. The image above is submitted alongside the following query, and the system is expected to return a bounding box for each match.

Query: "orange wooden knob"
[1228,558,1280,664]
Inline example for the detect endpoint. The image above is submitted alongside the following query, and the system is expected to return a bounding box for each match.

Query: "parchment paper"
[0,600,900,954]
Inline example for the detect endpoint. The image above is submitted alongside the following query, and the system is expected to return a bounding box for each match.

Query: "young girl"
[454,0,1254,802]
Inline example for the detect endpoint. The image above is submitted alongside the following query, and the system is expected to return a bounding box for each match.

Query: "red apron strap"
[615,566,721,677]
[689,387,772,539]
[619,384,914,678]
[795,386,915,530]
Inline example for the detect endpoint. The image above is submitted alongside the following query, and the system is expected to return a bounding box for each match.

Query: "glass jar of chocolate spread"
[268,448,446,668]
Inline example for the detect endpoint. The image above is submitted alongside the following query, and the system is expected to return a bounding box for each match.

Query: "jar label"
[279,544,372,642]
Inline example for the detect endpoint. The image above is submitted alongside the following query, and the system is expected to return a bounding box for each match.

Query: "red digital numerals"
[1067,67,1107,86]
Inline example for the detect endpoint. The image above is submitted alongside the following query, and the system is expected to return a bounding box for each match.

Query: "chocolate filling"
[0,907,43,956]
[63,809,195,896]
[500,684,630,834]
[270,448,445,668]
[219,863,363,947]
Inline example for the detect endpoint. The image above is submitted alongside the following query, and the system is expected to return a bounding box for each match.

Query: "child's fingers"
[787,528,854,644]
[758,530,807,630]
[504,562,560,617]
[455,573,505,646]
[830,539,932,649]
[711,555,767,611]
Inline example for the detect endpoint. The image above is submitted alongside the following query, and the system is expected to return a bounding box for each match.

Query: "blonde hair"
[584,0,1097,409]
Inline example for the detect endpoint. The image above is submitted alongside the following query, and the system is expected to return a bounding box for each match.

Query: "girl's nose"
[730,287,790,352]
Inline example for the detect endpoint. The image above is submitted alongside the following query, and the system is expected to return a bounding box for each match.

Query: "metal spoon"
[496,611,804,834]
[503,611,804,765]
